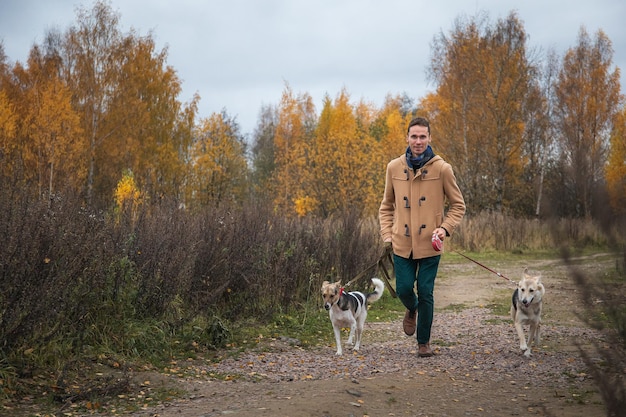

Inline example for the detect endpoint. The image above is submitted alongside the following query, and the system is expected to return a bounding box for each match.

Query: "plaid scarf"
[406,145,435,170]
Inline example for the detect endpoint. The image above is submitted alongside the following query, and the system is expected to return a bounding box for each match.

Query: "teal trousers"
[393,254,440,344]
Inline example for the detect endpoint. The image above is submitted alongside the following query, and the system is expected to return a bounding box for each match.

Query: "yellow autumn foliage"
[606,108,626,213]
[294,196,318,217]
[114,171,143,210]
[1,0,623,221]
[189,112,248,207]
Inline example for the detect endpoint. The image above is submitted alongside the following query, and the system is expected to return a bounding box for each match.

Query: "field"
[97,251,621,417]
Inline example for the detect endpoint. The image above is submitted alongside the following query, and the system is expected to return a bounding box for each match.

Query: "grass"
[139,249,625,357]
[238,248,622,352]
[231,249,624,366]
[442,303,468,313]
[6,248,624,416]
[486,290,514,317]
[226,288,403,353]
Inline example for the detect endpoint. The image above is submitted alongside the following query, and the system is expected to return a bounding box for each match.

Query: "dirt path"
[122,253,617,417]
[128,317,604,417]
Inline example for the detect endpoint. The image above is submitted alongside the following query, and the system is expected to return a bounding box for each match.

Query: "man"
[379,117,465,357]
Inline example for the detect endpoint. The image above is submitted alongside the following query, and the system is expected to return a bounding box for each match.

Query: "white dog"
[511,269,545,357]
[321,278,384,355]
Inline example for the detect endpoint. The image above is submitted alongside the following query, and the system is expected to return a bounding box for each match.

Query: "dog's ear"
[537,276,544,289]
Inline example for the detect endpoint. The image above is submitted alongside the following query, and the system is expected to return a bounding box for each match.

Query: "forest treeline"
[0,1,624,219]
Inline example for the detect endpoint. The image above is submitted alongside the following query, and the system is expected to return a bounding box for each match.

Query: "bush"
[0,188,385,398]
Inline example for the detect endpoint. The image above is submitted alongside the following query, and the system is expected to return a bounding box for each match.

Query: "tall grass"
[0,184,623,409]
[455,211,615,252]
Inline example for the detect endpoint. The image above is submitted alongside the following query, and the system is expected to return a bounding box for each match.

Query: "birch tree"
[190,111,248,206]
[553,27,621,217]
[270,84,316,214]
[426,12,536,213]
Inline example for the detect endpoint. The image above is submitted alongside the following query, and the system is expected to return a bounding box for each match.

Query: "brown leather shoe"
[418,343,434,357]
[403,309,417,336]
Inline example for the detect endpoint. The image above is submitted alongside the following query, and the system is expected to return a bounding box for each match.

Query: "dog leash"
[343,250,397,298]
[377,251,397,298]
[453,250,517,285]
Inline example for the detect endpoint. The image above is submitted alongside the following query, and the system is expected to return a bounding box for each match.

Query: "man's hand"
[432,227,446,240]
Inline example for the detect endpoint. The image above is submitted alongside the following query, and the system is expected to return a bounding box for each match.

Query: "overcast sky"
[1,0,625,137]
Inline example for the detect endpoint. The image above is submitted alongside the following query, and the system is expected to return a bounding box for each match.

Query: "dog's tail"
[367,278,385,303]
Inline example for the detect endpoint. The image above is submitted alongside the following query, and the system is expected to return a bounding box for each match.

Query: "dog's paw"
[335,350,343,356]
[523,348,532,358]
[519,343,528,351]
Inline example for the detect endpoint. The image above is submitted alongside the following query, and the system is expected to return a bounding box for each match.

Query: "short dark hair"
[407,117,430,135]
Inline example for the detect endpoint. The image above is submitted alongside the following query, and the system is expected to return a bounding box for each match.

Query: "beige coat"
[379,154,465,259]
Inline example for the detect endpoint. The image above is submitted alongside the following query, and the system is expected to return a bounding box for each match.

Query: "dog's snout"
[324,304,331,311]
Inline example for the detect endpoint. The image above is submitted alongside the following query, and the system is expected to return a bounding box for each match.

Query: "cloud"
[1,0,624,136]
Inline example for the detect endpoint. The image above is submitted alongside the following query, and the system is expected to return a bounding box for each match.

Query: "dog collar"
[339,287,344,296]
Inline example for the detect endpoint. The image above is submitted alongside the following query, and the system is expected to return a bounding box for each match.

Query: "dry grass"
[0,183,624,414]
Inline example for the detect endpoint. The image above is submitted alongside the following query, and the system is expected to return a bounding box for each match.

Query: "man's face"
[406,125,431,157]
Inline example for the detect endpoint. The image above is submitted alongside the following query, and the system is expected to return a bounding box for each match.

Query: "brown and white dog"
[511,269,545,357]
[321,278,384,355]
